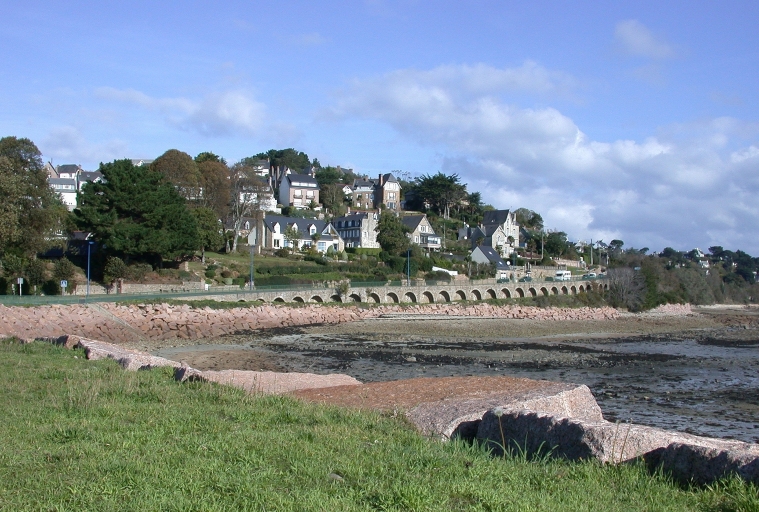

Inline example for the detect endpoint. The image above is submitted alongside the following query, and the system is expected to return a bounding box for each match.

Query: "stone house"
[402,214,441,251]
[332,211,380,249]
[345,173,402,211]
[460,209,520,258]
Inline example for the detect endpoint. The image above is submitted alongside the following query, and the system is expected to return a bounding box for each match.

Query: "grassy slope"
[1,340,756,511]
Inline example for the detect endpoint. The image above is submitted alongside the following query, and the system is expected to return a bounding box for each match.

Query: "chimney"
[378,173,385,186]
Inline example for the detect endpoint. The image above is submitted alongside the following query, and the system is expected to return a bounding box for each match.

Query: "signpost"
[60,280,68,294]
[16,277,23,297]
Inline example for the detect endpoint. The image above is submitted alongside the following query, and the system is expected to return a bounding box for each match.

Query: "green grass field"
[1,340,757,511]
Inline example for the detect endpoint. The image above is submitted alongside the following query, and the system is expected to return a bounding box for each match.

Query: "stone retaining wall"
[0,303,621,344]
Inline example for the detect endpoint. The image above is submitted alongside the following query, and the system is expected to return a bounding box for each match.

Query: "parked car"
[518,276,533,282]
[496,278,510,283]
[582,272,597,280]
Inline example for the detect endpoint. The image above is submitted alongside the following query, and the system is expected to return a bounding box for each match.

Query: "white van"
[555,270,572,281]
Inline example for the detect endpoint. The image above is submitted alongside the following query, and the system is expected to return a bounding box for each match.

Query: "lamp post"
[248,227,257,291]
[86,240,94,301]
[406,248,411,286]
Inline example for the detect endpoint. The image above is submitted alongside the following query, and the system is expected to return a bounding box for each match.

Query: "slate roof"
[482,209,512,226]
[286,174,318,188]
[49,178,77,188]
[56,164,81,175]
[263,215,338,240]
[401,215,425,232]
[473,246,509,268]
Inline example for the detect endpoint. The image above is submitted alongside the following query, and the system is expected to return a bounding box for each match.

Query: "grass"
[1,340,758,511]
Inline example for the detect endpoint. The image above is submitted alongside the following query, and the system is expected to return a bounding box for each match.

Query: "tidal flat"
[149,307,759,443]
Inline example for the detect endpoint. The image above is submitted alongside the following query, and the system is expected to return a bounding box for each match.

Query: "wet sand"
[148,307,759,443]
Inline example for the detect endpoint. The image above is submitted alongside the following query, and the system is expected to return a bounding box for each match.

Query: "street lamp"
[406,248,411,286]
[248,228,257,291]
[86,240,94,301]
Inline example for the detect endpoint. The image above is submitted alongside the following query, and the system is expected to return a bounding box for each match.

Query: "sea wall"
[0,302,621,343]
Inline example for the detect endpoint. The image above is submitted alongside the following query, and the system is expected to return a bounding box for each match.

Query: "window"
[306,190,314,198]
[294,190,302,197]
[244,221,250,230]
[274,239,280,248]
[318,242,326,252]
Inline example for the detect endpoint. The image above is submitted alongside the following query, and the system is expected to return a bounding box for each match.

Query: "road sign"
[60,280,68,289]
[17,277,23,285]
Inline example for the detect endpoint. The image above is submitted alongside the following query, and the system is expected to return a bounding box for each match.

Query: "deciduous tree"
[229,163,270,252]
[152,149,201,202]
[0,137,67,255]
[197,160,231,219]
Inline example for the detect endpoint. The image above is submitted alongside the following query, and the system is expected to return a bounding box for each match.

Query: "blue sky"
[3,0,759,253]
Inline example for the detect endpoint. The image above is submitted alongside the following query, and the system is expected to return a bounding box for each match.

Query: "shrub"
[221,270,233,279]
[103,256,127,284]
[125,263,152,282]
[205,269,216,279]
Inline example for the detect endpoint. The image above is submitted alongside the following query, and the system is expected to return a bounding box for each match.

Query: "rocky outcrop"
[476,409,759,484]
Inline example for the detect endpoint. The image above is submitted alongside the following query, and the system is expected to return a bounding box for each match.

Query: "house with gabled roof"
[261,214,344,254]
[344,173,402,211]
[49,178,78,210]
[402,214,441,251]
[279,172,320,208]
[460,209,520,258]
[332,211,380,249]
[470,245,511,280]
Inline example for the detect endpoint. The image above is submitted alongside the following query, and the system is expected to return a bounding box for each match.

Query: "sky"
[2,0,759,254]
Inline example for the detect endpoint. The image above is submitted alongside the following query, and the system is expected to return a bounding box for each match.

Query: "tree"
[103,256,128,284]
[52,257,77,291]
[151,149,201,202]
[544,231,569,257]
[283,224,300,250]
[195,152,226,165]
[192,207,224,263]
[229,162,270,252]
[197,160,231,219]
[251,149,310,172]
[320,183,347,216]
[315,166,342,186]
[0,137,67,256]
[607,267,645,311]
[413,172,467,218]
[514,208,544,230]
[376,211,410,255]
[75,159,199,265]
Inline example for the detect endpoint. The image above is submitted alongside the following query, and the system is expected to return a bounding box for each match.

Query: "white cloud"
[41,126,128,164]
[615,20,676,60]
[332,64,759,252]
[95,87,268,137]
[731,145,759,163]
